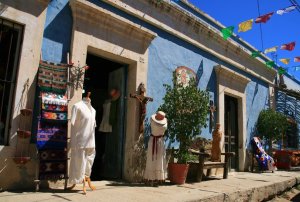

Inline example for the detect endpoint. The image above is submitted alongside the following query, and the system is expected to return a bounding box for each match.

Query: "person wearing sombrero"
[144,111,168,186]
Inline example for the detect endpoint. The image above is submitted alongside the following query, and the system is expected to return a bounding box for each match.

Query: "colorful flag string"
[171,0,300,81]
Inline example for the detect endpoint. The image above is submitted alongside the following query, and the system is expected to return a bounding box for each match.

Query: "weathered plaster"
[69,0,156,181]
[215,65,250,171]
[0,0,279,189]
[103,0,276,85]
[0,0,48,190]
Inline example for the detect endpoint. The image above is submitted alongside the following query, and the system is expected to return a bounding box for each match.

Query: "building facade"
[275,74,300,150]
[0,0,278,190]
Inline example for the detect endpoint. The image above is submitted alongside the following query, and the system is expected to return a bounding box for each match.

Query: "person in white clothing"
[144,111,168,186]
[68,92,96,194]
[99,88,120,133]
[99,100,112,132]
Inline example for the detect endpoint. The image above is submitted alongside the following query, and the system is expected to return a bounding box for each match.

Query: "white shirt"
[70,100,96,148]
[99,100,112,132]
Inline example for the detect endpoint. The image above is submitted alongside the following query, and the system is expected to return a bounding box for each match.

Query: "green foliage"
[256,109,288,143]
[159,71,209,164]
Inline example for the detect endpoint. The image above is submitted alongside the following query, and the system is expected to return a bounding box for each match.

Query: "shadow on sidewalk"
[106,177,223,187]
[106,182,172,187]
[106,182,146,187]
[1,188,80,194]
[291,193,300,202]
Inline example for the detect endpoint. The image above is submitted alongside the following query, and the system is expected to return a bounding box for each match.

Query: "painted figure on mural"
[211,123,222,162]
[144,111,168,186]
[130,83,153,133]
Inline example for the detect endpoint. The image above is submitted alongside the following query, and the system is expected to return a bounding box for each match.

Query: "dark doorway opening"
[224,95,239,170]
[84,53,127,180]
[0,18,23,145]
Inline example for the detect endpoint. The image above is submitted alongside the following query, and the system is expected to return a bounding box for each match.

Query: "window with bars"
[0,18,23,145]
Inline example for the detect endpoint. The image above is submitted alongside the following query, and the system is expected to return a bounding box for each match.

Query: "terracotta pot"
[20,109,32,116]
[168,163,189,184]
[274,150,292,169]
[13,157,31,165]
[17,130,31,138]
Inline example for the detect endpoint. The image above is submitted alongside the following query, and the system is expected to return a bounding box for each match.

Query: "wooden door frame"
[215,65,250,171]
[224,94,239,170]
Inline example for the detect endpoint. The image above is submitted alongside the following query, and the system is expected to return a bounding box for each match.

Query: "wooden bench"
[169,148,234,182]
[189,150,235,182]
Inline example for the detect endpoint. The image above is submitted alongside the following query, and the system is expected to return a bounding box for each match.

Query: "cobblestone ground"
[268,185,300,202]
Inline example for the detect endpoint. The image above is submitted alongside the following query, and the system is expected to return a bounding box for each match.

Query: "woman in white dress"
[144,111,168,186]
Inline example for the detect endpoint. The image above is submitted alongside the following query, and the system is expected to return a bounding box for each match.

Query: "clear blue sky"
[188,0,300,83]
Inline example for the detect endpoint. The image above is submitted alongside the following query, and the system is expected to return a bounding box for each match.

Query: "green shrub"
[159,71,209,163]
[256,109,288,152]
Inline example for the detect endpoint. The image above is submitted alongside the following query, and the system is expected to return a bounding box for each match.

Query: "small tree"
[256,109,288,153]
[159,71,209,163]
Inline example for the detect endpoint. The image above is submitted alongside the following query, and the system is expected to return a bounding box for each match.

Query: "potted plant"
[256,109,288,154]
[159,70,209,184]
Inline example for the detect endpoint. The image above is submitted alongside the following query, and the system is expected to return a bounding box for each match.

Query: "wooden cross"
[130,83,153,133]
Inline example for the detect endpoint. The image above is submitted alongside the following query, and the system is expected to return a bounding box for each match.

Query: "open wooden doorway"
[84,53,127,180]
[224,95,239,171]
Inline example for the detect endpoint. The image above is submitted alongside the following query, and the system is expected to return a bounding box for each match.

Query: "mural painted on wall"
[175,66,196,87]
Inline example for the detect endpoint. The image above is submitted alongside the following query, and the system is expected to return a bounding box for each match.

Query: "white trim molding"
[69,0,156,182]
[103,0,276,85]
[70,0,156,50]
[215,65,251,171]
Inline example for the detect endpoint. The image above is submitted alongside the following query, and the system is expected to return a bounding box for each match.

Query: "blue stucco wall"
[31,0,72,142]
[146,36,216,141]
[245,79,269,147]
[41,0,72,63]
[41,0,270,148]
[146,34,269,146]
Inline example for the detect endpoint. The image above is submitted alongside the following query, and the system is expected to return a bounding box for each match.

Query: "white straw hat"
[151,111,167,125]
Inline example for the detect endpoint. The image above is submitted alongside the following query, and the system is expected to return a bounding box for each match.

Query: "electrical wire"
[289,0,300,12]
[256,0,264,51]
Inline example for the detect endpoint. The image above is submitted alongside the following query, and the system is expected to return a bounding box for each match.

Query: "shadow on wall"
[130,117,151,182]
[251,83,259,106]
[296,102,300,124]
[0,0,48,17]
[80,0,154,55]
[207,65,217,133]
[0,4,8,15]
[277,91,299,121]
[244,126,257,172]
[131,133,146,182]
[143,118,151,148]
[43,1,72,63]
[0,78,39,190]
[74,21,151,55]
[276,91,289,115]
[0,157,37,191]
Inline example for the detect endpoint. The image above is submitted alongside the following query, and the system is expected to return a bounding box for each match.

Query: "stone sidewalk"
[1,171,300,202]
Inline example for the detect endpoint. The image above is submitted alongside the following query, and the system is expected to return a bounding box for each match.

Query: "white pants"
[69,148,96,184]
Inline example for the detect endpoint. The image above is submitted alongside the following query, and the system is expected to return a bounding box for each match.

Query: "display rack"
[13,79,32,166]
[34,60,71,191]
